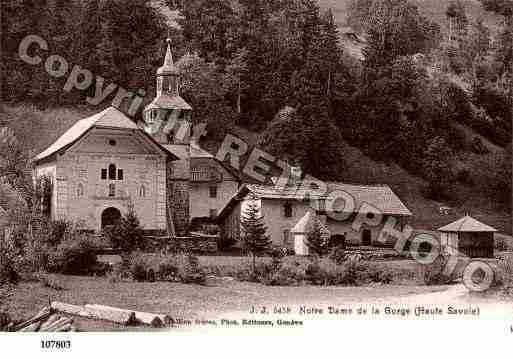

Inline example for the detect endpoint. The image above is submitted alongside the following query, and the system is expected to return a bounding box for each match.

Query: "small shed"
[291,210,330,256]
[438,216,497,258]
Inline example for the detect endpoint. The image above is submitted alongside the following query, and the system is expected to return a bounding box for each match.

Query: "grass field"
[4,273,448,331]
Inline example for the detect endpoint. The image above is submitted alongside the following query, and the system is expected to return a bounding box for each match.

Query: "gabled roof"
[217,182,412,221]
[145,94,192,111]
[190,143,214,158]
[438,216,497,233]
[244,183,412,216]
[34,107,177,162]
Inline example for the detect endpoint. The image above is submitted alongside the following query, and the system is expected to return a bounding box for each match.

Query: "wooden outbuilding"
[438,216,497,258]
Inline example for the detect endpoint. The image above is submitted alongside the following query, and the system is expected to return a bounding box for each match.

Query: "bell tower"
[143,38,193,237]
[143,38,192,145]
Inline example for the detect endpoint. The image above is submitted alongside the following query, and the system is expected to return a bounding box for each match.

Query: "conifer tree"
[306,217,330,257]
[241,202,271,273]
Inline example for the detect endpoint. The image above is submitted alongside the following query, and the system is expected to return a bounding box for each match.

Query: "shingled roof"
[217,182,412,220]
[34,107,177,162]
[145,94,192,111]
[438,216,497,232]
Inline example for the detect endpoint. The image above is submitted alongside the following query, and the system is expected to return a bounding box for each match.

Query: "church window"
[108,183,115,197]
[283,229,290,245]
[108,164,116,180]
[139,185,146,198]
[108,139,116,146]
[209,185,217,198]
[117,169,124,180]
[283,202,293,218]
[101,169,107,180]
[77,183,84,197]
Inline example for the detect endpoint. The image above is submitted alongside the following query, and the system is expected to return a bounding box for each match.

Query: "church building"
[33,39,240,235]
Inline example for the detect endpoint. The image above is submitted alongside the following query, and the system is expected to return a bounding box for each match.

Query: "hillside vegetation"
[0,0,511,233]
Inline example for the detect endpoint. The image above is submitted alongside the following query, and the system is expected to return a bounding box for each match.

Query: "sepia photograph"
[0,0,512,356]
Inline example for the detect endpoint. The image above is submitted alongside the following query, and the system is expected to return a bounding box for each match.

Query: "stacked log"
[84,304,171,327]
[1,302,172,331]
[0,307,78,332]
[51,302,136,326]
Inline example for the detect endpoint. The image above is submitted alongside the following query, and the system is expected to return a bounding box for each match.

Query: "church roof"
[438,216,497,233]
[145,94,192,111]
[34,107,177,162]
[157,39,180,76]
[162,143,214,160]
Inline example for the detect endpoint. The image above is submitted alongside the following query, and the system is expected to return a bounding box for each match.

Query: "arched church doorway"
[101,207,122,228]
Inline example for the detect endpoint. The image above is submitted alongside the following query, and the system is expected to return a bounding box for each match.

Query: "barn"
[438,215,497,258]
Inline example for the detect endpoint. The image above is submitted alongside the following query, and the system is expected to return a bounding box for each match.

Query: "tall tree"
[241,201,271,274]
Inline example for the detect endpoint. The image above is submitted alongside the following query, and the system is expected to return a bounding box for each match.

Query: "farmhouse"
[438,215,497,258]
[217,182,412,252]
[32,39,239,235]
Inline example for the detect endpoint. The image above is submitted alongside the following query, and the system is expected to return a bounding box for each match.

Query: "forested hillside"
[0,0,511,231]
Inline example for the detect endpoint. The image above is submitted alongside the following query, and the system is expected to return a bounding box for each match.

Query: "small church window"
[139,185,146,198]
[283,202,293,218]
[108,164,116,180]
[283,229,290,245]
[117,169,124,181]
[109,183,115,197]
[108,139,116,146]
[101,169,107,180]
[209,185,217,198]
[77,183,84,197]
[284,202,293,217]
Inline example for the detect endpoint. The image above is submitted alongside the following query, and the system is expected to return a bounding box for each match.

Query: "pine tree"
[103,202,145,254]
[241,202,271,273]
[306,217,330,257]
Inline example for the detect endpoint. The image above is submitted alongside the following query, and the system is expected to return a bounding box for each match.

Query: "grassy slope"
[318,0,503,31]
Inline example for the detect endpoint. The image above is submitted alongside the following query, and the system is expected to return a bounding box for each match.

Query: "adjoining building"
[216,181,412,252]
[438,215,497,258]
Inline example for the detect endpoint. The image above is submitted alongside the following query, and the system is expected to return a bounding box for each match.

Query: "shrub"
[266,263,305,286]
[0,238,20,285]
[471,137,489,154]
[329,245,347,265]
[35,272,66,290]
[306,218,330,257]
[22,239,51,273]
[48,234,99,275]
[102,203,145,253]
[492,255,513,295]
[130,254,150,282]
[359,264,394,285]
[178,254,206,284]
[217,237,237,251]
[423,254,458,285]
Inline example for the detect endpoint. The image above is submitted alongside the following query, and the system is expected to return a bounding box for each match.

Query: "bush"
[423,254,458,285]
[266,262,306,286]
[217,237,237,251]
[22,239,52,273]
[130,253,150,282]
[329,245,347,265]
[471,137,489,154]
[48,234,99,275]
[102,203,145,253]
[492,255,513,295]
[0,238,20,285]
